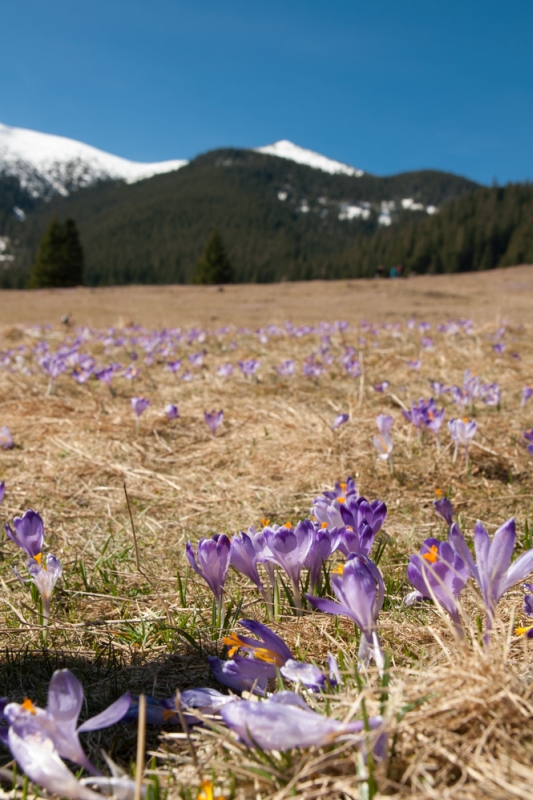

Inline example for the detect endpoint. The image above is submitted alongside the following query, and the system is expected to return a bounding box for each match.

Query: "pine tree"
[193,229,234,284]
[28,217,85,288]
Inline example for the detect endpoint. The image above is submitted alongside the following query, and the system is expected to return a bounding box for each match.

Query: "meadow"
[0,266,532,800]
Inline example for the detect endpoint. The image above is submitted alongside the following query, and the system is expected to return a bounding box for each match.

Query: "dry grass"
[0,280,533,799]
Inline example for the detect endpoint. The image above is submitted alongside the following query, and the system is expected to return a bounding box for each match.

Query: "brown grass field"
[0,265,533,799]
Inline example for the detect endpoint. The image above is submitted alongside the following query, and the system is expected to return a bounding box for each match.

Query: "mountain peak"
[0,122,188,198]
[253,139,364,177]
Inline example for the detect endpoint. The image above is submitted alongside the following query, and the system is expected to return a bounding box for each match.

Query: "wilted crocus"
[448,418,477,465]
[406,538,468,635]
[5,509,45,560]
[204,409,223,436]
[264,521,313,608]
[164,403,179,420]
[220,692,385,753]
[332,413,349,430]
[0,426,14,449]
[125,688,233,726]
[307,554,385,670]
[186,534,230,608]
[449,518,533,638]
[521,386,533,408]
[5,669,131,776]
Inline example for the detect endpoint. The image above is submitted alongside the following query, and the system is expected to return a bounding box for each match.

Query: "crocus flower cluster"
[5,508,62,631]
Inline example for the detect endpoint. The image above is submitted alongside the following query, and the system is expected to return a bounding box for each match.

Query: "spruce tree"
[28,217,85,288]
[193,229,233,284]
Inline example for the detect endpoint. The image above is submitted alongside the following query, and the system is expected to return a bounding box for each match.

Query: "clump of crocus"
[216,363,234,378]
[448,418,477,466]
[204,409,223,436]
[276,359,295,377]
[0,426,14,449]
[307,554,385,671]
[406,537,468,636]
[332,413,349,430]
[449,518,533,640]
[6,509,62,636]
[310,477,358,530]
[131,396,150,432]
[164,403,179,420]
[373,414,393,470]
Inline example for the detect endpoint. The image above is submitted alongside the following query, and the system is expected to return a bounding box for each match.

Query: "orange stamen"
[332,564,345,575]
[337,496,346,504]
[339,482,346,490]
[422,545,439,564]
[222,631,284,665]
[321,522,328,529]
[21,698,36,715]
[260,518,270,527]
[435,488,442,498]
[516,626,533,637]
[284,521,292,529]
[34,552,42,566]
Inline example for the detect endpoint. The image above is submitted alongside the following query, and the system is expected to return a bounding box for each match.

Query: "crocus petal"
[77,693,131,733]
[504,549,533,593]
[280,660,326,691]
[208,656,271,695]
[46,670,83,732]
[306,594,359,624]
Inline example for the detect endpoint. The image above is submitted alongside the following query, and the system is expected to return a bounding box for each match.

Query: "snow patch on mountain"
[254,140,364,177]
[0,123,188,198]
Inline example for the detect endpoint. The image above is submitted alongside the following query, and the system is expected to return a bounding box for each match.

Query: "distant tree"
[28,217,85,288]
[193,229,234,284]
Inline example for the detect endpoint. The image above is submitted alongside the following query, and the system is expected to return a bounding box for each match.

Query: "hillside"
[0,147,478,287]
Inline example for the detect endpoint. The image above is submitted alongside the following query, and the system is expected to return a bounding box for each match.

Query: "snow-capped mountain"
[0,123,366,200]
[0,123,189,199]
[254,139,364,177]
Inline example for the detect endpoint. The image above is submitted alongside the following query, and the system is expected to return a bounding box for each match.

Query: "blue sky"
[2,0,532,184]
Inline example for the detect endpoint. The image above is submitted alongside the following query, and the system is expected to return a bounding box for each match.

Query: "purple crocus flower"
[188,352,204,368]
[208,655,273,695]
[406,538,468,634]
[524,429,533,456]
[338,496,387,547]
[521,386,533,408]
[204,409,223,436]
[373,381,389,393]
[186,534,231,602]
[131,396,150,417]
[332,413,349,430]
[122,364,139,380]
[264,521,314,607]
[402,398,429,432]
[448,418,477,465]
[0,481,4,504]
[493,343,505,354]
[0,426,14,449]
[164,403,179,420]
[20,554,62,626]
[124,688,233,727]
[166,359,182,374]
[276,359,295,377]
[425,406,445,436]
[449,518,533,636]
[407,359,421,371]
[303,525,344,593]
[5,669,131,776]
[238,358,261,378]
[220,692,385,753]
[216,363,234,378]
[433,495,454,525]
[311,478,358,530]
[307,554,385,669]
[5,509,45,559]
[6,727,104,800]
[94,366,115,386]
[373,414,393,464]
[230,532,265,597]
